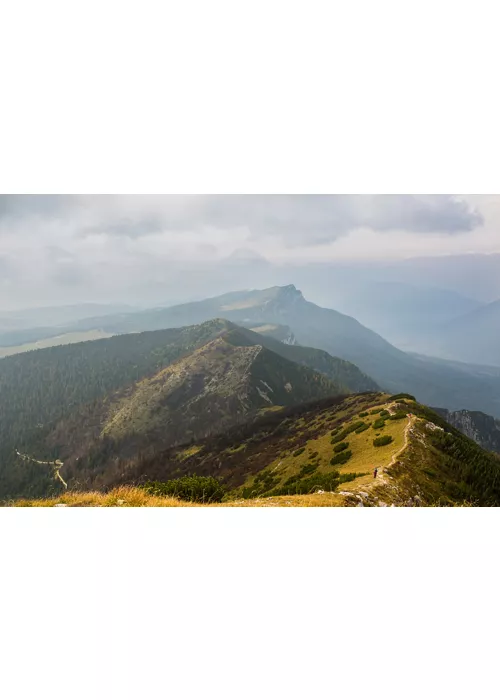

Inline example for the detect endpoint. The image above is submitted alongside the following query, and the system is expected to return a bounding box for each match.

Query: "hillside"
[0,319,368,499]
[3,285,500,415]
[433,407,500,454]
[11,392,500,507]
[121,392,500,506]
[40,283,500,416]
[328,281,481,353]
[429,299,500,366]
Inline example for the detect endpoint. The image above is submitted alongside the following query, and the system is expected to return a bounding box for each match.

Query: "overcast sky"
[0,194,499,310]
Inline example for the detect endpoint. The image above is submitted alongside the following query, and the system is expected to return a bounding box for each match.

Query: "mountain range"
[0,318,378,498]
[2,284,500,416]
[3,282,500,504]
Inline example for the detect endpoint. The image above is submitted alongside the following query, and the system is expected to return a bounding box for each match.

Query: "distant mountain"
[0,303,135,334]
[433,407,500,454]
[428,299,500,366]
[0,319,374,498]
[4,284,500,416]
[327,282,481,352]
[59,283,500,416]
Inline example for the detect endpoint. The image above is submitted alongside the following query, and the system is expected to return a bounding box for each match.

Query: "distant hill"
[328,281,481,352]
[87,283,500,416]
[4,284,500,415]
[428,299,500,366]
[0,319,374,498]
[0,303,135,337]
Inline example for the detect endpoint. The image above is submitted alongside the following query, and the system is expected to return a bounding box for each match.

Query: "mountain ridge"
[1,318,371,498]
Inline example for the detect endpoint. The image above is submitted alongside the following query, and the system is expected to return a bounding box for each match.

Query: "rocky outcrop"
[433,407,500,454]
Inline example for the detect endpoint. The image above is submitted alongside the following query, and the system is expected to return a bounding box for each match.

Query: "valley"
[2,284,500,506]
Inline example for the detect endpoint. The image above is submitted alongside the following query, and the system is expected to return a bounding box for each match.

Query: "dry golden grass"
[11,486,194,508]
[241,400,407,494]
[10,486,346,508]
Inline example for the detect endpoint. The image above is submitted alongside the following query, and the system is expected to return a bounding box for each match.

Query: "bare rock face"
[433,408,500,454]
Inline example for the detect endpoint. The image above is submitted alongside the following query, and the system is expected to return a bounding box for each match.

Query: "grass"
[237,399,407,497]
[10,486,192,507]
[8,395,412,508]
[8,486,346,507]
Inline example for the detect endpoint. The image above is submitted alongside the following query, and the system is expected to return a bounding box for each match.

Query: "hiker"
[373,467,378,479]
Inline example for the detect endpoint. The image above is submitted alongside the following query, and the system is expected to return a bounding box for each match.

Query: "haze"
[1,194,499,311]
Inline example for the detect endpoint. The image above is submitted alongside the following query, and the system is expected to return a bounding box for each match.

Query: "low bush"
[389,411,407,421]
[242,470,281,498]
[293,447,306,457]
[373,435,393,447]
[332,430,349,444]
[359,411,369,417]
[331,450,353,466]
[298,463,318,477]
[309,451,319,460]
[380,410,390,417]
[339,472,366,485]
[143,476,226,503]
[333,441,349,453]
[389,393,416,402]
[370,408,383,415]
[373,418,386,430]
[355,422,370,434]
[273,470,341,496]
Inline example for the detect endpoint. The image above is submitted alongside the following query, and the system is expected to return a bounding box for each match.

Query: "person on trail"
[373,467,378,479]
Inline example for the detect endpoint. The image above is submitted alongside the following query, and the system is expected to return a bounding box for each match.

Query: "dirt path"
[15,450,68,489]
[338,410,417,505]
[378,413,416,484]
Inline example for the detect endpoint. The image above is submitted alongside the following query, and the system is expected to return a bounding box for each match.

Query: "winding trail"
[15,450,68,489]
[339,409,417,505]
[379,412,416,482]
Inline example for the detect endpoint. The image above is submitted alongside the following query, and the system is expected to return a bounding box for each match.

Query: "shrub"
[241,470,281,498]
[373,435,393,447]
[274,470,341,496]
[293,447,306,457]
[370,408,383,415]
[389,411,407,421]
[334,441,349,453]
[331,450,353,465]
[389,393,416,402]
[373,418,386,430]
[309,451,319,460]
[143,476,226,503]
[359,411,369,417]
[339,472,366,484]
[355,422,370,434]
[380,410,390,417]
[332,430,349,444]
[299,463,318,477]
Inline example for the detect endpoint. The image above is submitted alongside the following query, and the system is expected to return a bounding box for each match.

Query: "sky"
[0,194,499,310]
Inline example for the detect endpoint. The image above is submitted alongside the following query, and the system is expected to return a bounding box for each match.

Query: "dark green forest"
[0,320,231,497]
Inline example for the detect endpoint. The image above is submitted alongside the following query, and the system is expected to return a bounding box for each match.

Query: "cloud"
[0,195,75,222]
[79,195,483,243]
[0,194,490,310]
[0,194,482,244]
